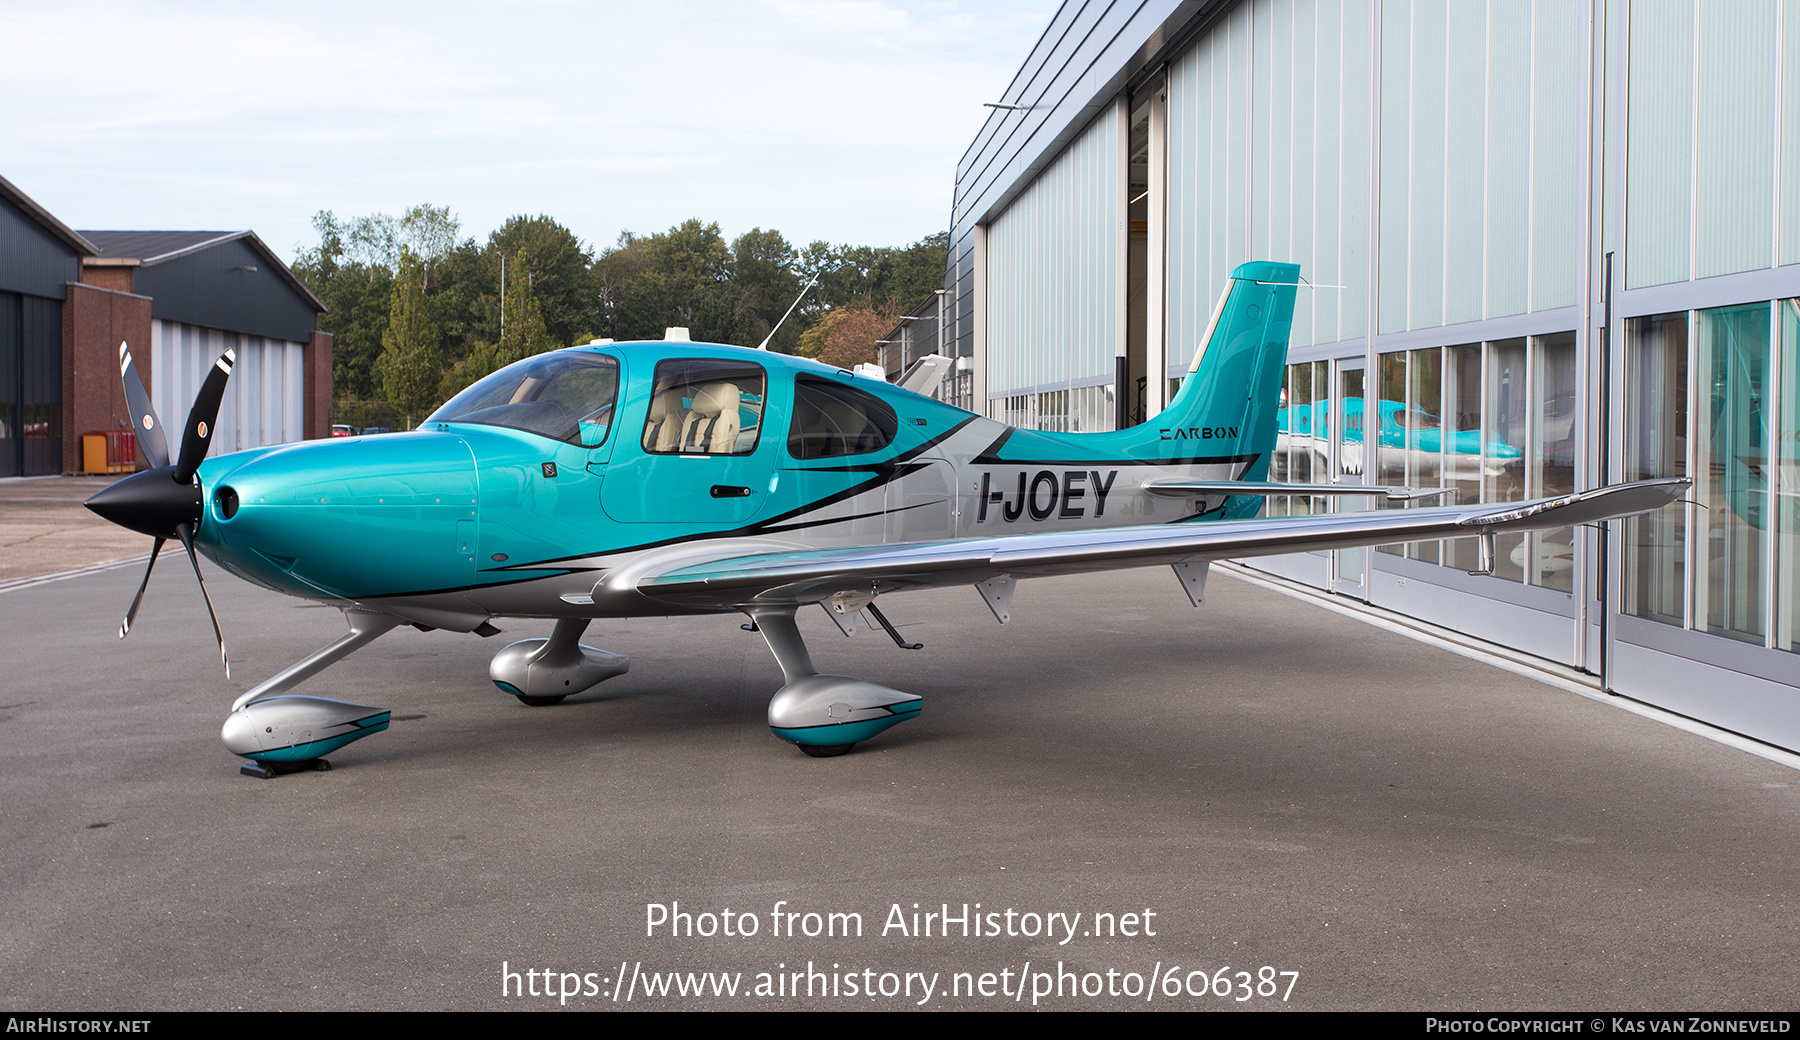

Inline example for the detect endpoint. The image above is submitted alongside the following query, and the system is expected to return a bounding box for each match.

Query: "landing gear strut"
[220,609,401,773]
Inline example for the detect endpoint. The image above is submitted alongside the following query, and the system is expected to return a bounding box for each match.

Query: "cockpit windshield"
[427,351,620,447]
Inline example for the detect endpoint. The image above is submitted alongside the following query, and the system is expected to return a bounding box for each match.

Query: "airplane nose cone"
[85,465,203,540]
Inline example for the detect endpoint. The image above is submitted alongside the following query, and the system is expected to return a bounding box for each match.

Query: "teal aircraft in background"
[1276,396,1524,482]
[86,262,1686,775]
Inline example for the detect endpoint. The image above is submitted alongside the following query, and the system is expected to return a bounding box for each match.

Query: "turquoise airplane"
[1277,396,1525,479]
[86,261,1687,775]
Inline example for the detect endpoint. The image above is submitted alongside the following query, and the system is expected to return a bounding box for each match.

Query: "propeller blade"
[119,537,167,639]
[175,523,229,677]
[173,348,235,486]
[118,342,169,470]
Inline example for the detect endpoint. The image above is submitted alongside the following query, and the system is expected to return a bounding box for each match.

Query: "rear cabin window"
[641,359,766,455]
[787,375,898,459]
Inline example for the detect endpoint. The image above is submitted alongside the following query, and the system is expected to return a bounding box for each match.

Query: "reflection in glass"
[1376,351,1407,559]
[1529,333,1577,591]
[430,351,621,447]
[1485,339,1529,581]
[1270,366,1291,516]
[1782,301,1800,650]
[1444,343,1484,570]
[1406,347,1443,564]
[1337,366,1366,586]
[1623,313,1689,626]
[1274,361,1329,514]
[1695,303,1769,644]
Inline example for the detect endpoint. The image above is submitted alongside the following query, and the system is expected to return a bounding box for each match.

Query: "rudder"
[1149,261,1298,482]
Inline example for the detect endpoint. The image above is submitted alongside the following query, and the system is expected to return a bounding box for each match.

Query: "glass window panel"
[431,352,620,448]
[1271,365,1293,516]
[1484,338,1530,581]
[1443,343,1484,570]
[1528,332,1578,590]
[1376,351,1407,557]
[788,376,898,459]
[1406,347,1443,564]
[1695,303,1770,644]
[642,359,766,456]
[1337,365,1366,583]
[1780,300,1800,649]
[1289,361,1321,512]
[1623,313,1689,626]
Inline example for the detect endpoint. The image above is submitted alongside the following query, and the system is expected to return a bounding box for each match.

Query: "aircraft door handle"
[710,485,754,498]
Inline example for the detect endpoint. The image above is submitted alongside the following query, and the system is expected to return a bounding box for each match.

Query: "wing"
[633,478,1688,612]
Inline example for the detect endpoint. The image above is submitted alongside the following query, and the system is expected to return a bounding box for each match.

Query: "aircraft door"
[600,358,778,526]
[886,458,956,543]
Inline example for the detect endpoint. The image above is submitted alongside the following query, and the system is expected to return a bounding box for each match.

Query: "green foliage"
[375,252,442,426]
[727,227,803,352]
[289,201,948,412]
[604,219,732,342]
[497,255,555,360]
[796,303,898,370]
[796,232,950,321]
[292,210,396,400]
[487,215,596,348]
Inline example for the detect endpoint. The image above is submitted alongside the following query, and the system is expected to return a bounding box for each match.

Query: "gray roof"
[0,173,98,255]
[81,230,245,264]
[78,228,327,313]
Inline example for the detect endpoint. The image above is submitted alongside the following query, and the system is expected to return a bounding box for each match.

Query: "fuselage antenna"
[757,270,823,351]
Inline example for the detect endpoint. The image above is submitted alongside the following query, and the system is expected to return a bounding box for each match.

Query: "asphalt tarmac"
[4,551,1799,1011]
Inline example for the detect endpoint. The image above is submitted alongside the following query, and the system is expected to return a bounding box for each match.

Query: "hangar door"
[0,292,63,477]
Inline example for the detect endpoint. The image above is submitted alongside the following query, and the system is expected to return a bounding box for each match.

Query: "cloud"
[1,0,1056,258]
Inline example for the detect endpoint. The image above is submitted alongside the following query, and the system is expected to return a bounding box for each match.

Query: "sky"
[2,0,1057,264]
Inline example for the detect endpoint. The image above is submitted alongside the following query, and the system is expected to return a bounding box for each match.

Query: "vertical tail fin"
[1150,261,1299,477]
[979,262,1299,507]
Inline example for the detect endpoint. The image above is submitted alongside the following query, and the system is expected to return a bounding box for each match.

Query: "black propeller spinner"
[84,342,235,673]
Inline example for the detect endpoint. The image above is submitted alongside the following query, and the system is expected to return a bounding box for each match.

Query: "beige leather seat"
[678,383,741,454]
[644,389,687,452]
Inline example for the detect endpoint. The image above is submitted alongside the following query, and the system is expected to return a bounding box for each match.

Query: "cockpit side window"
[643,359,767,455]
[428,352,619,447]
[787,375,898,459]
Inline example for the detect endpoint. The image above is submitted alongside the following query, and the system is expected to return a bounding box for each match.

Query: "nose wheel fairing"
[221,695,391,763]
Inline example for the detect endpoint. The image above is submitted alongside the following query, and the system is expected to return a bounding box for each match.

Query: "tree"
[606,219,733,342]
[594,231,648,340]
[796,303,900,371]
[790,232,949,333]
[496,255,554,361]
[488,215,596,347]
[375,252,441,426]
[292,210,395,400]
[726,227,803,351]
[399,204,461,290]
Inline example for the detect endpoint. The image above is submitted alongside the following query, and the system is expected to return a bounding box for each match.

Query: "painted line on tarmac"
[0,555,152,594]
[1217,560,1800,774]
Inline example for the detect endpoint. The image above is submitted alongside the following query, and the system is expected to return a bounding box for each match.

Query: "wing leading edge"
[634,478,1689,611]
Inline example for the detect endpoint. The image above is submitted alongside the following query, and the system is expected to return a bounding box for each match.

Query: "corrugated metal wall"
[987,104,1121,400]
[152,319,306,456]
[1626,0,1791,288]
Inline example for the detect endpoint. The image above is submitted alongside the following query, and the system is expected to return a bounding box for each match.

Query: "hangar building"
[941,1,1800,750]
[0,174,332,479]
